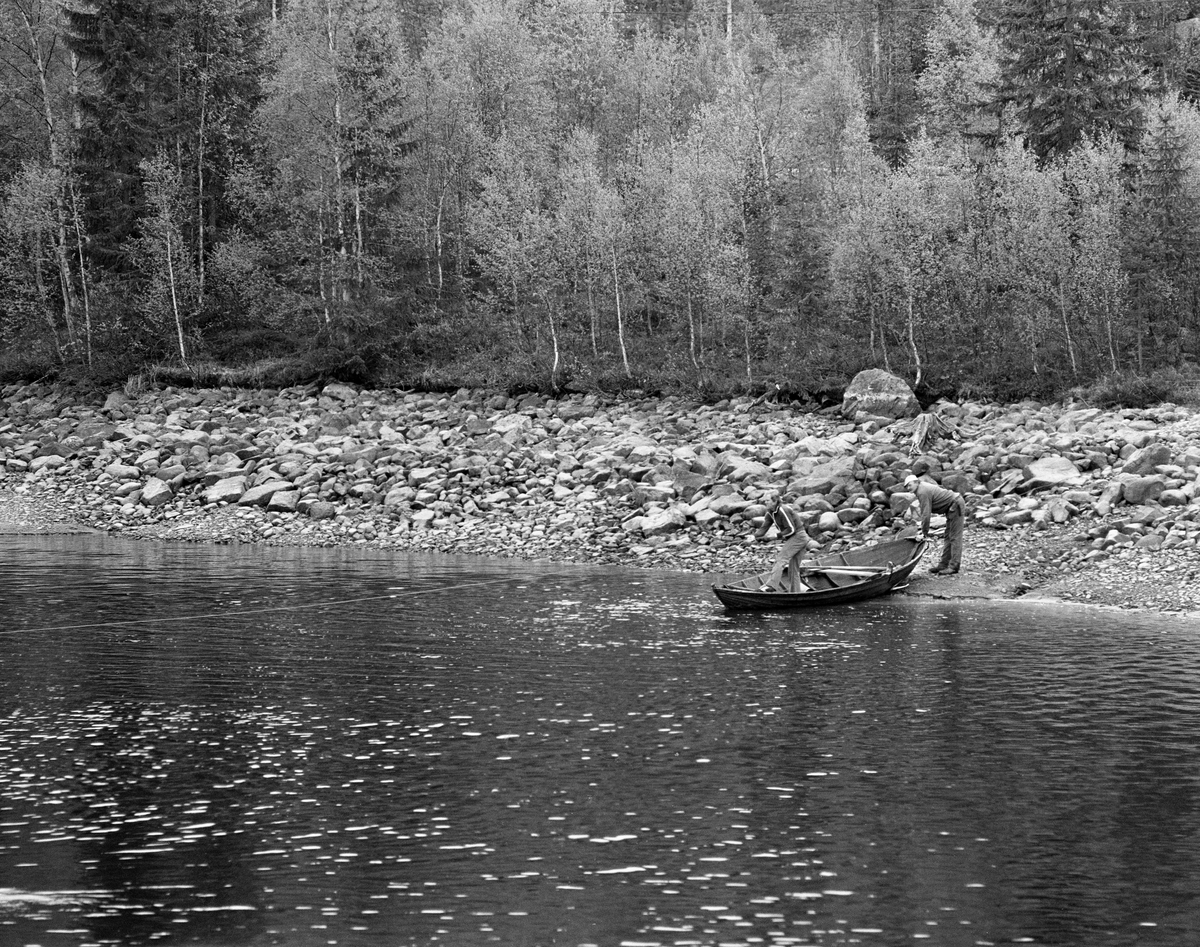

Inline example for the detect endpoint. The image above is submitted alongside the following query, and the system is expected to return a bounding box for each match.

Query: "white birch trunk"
[165,226,187,363]
[434,185,446,298]
[325,0,349,303]
[687,291,698,369]
[196,78,208,308]
[906,288,921,390]
[585,258,598,356]
[1058,282,1077,378]
[21,5,78,349]
[68,50,91,363]
[611,243,630,376]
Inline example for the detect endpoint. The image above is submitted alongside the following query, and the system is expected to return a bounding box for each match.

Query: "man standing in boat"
[904,474,965,575]
[755,492,811,591]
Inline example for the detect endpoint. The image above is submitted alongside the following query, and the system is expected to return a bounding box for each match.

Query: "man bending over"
[904,474,965,576]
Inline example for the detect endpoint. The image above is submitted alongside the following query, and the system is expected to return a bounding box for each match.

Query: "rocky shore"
[2,379,1199,617]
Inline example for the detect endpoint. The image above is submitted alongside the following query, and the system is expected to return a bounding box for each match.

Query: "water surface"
[2,535,1200,945]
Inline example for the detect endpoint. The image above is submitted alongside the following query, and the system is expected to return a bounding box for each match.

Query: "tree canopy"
[3,0,1200,401]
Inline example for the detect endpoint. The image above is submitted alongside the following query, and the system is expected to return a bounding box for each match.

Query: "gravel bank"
[2,382,1198,618]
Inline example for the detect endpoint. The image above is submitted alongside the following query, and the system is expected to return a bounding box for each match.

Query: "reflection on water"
[2,535,1200,945]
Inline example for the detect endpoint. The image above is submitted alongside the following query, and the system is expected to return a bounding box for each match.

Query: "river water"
[2,535,1200,946]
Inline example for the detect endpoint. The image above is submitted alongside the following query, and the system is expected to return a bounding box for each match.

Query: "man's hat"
[903,474,919,489]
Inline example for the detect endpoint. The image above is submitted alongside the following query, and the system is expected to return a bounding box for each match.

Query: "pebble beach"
[2,380,1199,617]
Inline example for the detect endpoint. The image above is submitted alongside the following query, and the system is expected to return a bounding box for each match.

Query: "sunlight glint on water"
[2,534,1200,945]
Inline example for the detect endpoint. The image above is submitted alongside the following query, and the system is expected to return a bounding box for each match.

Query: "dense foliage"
[4,0,1200,400]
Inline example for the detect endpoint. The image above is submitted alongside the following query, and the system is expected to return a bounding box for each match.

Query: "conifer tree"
[1125,94,1200,368]
[63,0,267,279]
[62,0,183,268]
[994,0,1148,162]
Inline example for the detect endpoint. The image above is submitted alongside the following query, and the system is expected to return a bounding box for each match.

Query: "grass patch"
[1072,368,1200,409]
[127,356,330,393]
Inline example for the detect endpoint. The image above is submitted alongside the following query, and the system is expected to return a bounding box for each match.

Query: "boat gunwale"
[712,537,927,611]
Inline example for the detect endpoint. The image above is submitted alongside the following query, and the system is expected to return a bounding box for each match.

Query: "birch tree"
[917,0,1000,142]
[406,0,544,305]
[137,151,195,362]
[974,139,1071,381]
[555,129,609,359]
[469,134,562,383]
[1061,137,1127,374]
[0,0,88,356]
[0,162,68,354]
[256,0,411,327]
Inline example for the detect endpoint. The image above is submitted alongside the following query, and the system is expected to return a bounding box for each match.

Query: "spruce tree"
[1125,95,1200,368]
[63,0,267,275]
[993,0,1148,162]
[62,0,182,269]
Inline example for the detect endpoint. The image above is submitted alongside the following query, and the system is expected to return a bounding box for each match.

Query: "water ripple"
[2,537,1200,944]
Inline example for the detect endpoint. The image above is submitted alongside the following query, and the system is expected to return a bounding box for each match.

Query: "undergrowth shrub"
[1073,368,1198,408]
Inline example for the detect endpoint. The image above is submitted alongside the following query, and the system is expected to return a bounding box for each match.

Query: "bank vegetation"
[4,0,1200,405]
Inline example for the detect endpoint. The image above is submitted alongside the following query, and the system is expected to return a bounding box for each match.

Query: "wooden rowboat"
[712,536,927,610]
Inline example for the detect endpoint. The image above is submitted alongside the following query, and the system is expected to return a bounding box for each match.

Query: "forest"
[4,0,1200,402]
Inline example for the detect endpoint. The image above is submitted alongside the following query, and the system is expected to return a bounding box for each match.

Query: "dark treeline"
[4,0,1200,401]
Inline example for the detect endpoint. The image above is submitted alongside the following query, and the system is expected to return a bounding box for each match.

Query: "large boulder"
[719,454,771,482]
[305,500,337,520]
[204,475,247,504]
[841,369,920,421]
[640,507,686,536]
[1122,475,1166,506]
[140,478,174,508]
[322,382,359,403]
[267,490,300,513]
[408,466,442,487]
[492,415,532,437]
[816,511,842,532]
[238,480,293,507]
[1122,443,1172,476]
[789,457,857,497]
[103,391,132,415]
[1021,455,1084,491]
[411,509,437,528]
[29,455,66,473]
[105,461,141,480]
[707,493,750,516]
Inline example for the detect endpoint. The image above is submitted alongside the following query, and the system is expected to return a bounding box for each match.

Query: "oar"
[797,564,890,578]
